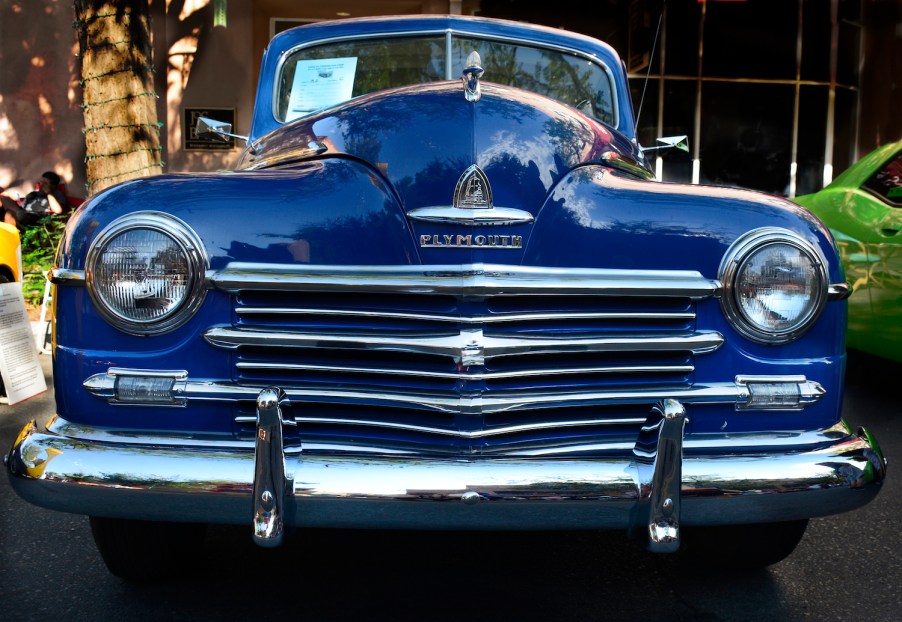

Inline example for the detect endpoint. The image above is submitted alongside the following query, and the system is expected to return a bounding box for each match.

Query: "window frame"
[271,28,621,131]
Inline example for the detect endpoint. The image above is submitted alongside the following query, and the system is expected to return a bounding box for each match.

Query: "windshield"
[275,34,616,126]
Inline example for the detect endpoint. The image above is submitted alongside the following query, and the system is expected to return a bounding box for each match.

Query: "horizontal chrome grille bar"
[84,375,780,414]
[201,263,730,449]
[235,307,697,323]
[232,416,648,438]
[235,361,695,380]
[210,263,720,299]
[205,327,723,361]
[47,416,853,454]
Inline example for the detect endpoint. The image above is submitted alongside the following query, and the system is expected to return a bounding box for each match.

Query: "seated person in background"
[0,171,69,228]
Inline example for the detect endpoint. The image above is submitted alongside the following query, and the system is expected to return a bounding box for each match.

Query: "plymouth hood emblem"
[454,165,493,210]
[406,165,534,229]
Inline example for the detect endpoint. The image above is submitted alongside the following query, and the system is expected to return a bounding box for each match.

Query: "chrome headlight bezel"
[86,212,208,335]
[719,228,828,344]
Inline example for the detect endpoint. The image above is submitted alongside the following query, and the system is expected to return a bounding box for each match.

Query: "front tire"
[679,520,808,569]
[89,517,207,582]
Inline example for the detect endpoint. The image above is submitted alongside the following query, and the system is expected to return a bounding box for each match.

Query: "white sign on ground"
[0,281,46,405]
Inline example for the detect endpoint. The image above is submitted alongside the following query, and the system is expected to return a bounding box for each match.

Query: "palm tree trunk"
[74,0,162,196]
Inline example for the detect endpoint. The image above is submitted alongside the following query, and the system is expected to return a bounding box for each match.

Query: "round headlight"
[87,212,207,335]
[719,228,828,344]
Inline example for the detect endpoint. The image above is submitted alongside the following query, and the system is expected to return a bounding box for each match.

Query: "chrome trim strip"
[83,375,824,414]
[40,417,856,453]
[47,415,256,449]
[107,367,189,379]
[406,205,535,226]
[445,31,452,80]
[242,141,328,171]
[735,374,808,383]
[827,282,852,300]
[50,268,86,284]
[235,361,695,380]
[209,263,719,298]
[600,151,656,180]
[235,307,697,323]
[503,431,834,458]
[270,27,621,131]
[8,421,885,530]
[233,416,649,437]
[203,327,724,361]
[505,442,636,456]
[302,442,416,455]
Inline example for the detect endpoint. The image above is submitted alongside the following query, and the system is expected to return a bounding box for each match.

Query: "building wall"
[0,0,86,197]
[860,0,902,148]
[158,0,256,174]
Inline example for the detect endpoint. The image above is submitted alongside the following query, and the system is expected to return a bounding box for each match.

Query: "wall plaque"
[184,107,236,150]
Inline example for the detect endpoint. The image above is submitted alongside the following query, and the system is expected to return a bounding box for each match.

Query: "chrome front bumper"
[6,397,885,552]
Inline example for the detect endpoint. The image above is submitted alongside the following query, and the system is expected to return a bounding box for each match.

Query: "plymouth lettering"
[420,234,523,249]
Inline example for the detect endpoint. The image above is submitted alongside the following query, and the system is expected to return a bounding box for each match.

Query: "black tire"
[679,519,809,569]
[89,517,207,582]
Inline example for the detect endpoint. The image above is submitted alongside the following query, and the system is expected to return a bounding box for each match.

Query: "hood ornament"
[461,51,484,103]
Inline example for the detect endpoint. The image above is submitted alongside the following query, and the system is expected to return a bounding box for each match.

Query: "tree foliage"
[19,216,67,306]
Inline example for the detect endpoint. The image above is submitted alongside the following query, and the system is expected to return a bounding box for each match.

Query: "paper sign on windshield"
[286,57,358,121]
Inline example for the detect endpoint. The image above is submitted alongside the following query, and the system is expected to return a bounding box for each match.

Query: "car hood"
[60,82,835,282]
[239,81,648,217]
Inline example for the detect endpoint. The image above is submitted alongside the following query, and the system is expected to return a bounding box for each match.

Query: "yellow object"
[0,222,22,282]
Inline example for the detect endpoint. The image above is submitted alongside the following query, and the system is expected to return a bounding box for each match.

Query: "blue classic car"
[5,16,886,579]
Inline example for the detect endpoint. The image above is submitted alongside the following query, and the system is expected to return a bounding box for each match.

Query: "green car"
[796,140,902,362]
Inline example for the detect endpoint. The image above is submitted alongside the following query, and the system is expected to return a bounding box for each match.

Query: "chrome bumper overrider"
[6,396,885,552]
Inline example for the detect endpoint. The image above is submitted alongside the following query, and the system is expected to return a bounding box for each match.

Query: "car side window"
[862,151,902,207]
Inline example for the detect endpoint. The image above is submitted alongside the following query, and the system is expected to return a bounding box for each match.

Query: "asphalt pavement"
[1,350,900,621]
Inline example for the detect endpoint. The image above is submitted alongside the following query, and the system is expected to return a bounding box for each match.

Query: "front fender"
[525,166,847,434]
[52,159,418,430]
[57,159,418,272]
[527,166,840,278]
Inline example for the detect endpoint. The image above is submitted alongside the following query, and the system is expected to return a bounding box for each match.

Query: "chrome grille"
[208,263,721,455]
